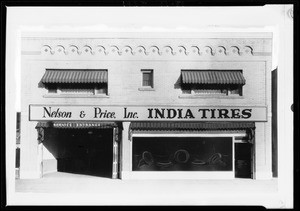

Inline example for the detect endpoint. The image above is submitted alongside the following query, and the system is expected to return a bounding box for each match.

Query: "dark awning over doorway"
[181,70,246,85]
[129,122,255,131]
[41,69,108,84]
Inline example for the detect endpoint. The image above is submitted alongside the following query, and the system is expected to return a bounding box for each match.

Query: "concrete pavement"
[13,172,283,207]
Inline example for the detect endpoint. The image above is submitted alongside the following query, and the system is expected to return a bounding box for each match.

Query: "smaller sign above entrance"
[29,105,267,122]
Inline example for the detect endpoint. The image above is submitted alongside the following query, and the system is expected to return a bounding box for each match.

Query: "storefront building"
[20,32,273,180]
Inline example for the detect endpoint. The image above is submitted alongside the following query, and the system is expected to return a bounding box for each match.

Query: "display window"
[132,137,233,171]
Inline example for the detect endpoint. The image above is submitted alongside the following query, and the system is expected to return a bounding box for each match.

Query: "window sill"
[43,94,110,98]
[178,94,244,99]
[138,87,155,91]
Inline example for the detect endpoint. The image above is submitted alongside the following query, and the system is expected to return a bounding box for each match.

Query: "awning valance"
[36,121,118,129]
[41,69,108,84]
[181,70,246,85]
[129,122,255,131]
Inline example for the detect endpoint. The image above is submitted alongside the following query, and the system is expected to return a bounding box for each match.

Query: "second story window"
[141,69,154,88]
[41,69,108,96]
[181,70,245,97]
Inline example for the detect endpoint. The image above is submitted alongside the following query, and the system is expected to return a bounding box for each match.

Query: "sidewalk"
[13,172,283,207]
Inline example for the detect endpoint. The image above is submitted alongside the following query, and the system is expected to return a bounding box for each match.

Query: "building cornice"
[21,32,273,39]
[21,37,272,57]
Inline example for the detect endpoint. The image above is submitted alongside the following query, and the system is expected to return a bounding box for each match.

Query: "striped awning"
[36,121,117,129]
[181,70,246,85]
[130,122,255,131]
[41,69,108,84]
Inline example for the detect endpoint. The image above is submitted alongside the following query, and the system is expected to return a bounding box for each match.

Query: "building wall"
[22,60,267,105]
[20,33,272,179]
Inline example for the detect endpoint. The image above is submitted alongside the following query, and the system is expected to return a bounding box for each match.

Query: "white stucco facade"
[19,32,273,180]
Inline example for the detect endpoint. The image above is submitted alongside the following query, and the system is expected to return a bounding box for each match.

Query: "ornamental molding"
[41,44,255,56]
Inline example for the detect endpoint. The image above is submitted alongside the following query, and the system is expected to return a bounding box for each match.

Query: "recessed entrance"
[44,128,113,178]
[234,143,252,178]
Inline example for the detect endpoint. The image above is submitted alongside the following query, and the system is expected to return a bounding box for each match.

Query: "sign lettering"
[29,105,267,122]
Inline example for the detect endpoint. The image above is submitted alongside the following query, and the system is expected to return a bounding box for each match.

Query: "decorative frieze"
[41,44,255,56]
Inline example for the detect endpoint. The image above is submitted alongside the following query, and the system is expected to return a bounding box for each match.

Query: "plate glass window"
[132,137,233,171]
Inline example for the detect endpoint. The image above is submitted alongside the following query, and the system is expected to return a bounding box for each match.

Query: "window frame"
[183,84,243,96]
[45,83,108,96]
[141,69,154,88]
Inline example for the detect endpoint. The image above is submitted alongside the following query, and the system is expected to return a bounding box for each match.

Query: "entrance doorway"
[54,128,113,178]
[234,143,252,178]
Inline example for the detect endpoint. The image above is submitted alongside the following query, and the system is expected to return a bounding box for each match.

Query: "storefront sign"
[53,122,107,128]
[29,105,268,121]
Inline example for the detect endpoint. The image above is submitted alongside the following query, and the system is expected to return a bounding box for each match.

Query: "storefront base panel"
[42,159,57,175]
[255,172,273,180]
[121,171,234,180]
[19,171,40,179]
